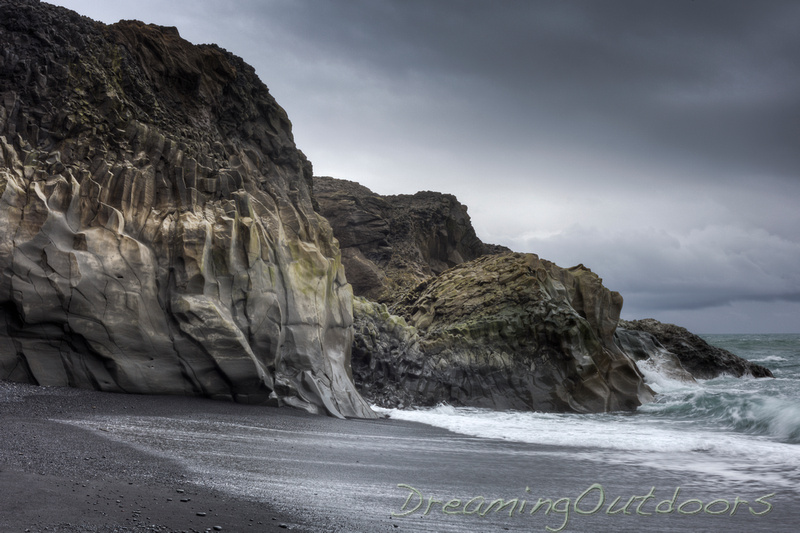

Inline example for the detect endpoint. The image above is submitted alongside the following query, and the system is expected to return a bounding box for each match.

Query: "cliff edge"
[313,176,509,302]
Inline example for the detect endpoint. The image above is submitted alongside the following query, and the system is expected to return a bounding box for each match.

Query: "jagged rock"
[0,0,375,418]
[618,319,773,379]
[313,176,509,302]
[354,252,654,413]
[613,328,696,384]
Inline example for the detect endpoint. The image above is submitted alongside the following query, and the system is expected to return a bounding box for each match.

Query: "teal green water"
[680,334,800,443]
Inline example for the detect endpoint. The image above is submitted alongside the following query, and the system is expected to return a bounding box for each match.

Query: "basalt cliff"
[316,178,653,411]
[313,175,509,303]
[0,0,374,418]
[353,253,654,412]
[1,1,769,418]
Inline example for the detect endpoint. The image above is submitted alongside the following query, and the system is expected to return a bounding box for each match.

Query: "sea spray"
[640,389,800,444]
[377,334,800,490]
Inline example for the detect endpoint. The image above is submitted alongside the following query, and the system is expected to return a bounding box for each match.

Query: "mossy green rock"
[353,253,653,413]
[0,0,374,418]
[351,296,427,408]
[355,252,654,412]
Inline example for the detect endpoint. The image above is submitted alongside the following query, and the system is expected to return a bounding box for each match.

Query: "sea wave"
[376,334,800,490]
[378,402,723,456]
[642,389,800,444]
[635,358,698,393]
[750,355,788,363]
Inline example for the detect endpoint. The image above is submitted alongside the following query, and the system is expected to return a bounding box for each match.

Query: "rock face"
[313,176,509,302]
[351,296,427,409]
[353,253,654,412]
[618,319,773,379]
[0,0,375,418]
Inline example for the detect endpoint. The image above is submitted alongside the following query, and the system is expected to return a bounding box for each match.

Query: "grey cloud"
[63,0,800,183]
[45,1,800,332]
[509,221,800,314]
[272,0,800,184]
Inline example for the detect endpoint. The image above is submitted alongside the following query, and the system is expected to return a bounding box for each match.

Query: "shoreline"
[2,381,796,532]
[0,381,304,533]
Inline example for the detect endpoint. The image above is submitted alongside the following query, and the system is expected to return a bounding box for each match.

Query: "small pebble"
[214,527,223,531]
[197,511,207,517]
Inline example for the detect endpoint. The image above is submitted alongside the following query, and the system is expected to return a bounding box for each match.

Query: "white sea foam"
[374,333,800,492]
[750,355,788,363]
[635,358,698,393]
[376,403,800,490]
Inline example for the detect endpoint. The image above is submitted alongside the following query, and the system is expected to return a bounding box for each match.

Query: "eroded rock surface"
[353,253,654,412]
[0,0,375,418]
[313,176,509,302]
[618,319,773,379]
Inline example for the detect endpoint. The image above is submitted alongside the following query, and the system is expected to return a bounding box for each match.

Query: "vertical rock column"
[0,1,375,418]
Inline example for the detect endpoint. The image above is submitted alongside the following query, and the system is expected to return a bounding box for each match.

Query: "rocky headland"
[0,0,770,419]
[316,177,658,411]
[617,319,773,379]
[353,253,653,412]
[318,177,772,409]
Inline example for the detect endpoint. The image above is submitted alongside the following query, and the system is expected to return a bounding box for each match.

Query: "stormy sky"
[50,0,800,333]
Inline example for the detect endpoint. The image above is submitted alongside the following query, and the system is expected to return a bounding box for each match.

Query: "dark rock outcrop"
[0,0,375,417]
[613,328,696,384]
[313,176,509,302]
[618,319,773,379]
[353,253,654,412]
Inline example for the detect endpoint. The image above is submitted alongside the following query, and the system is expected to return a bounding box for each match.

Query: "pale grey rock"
[0,0,375,418]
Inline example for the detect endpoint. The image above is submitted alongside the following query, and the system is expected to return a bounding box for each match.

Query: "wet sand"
[1,380,795,532]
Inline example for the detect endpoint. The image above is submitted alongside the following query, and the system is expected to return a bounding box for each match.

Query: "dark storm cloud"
[55,0,800,183]
[46,0,800,331]
[251,0,800,182]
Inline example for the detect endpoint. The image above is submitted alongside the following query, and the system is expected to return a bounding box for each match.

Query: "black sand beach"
[1,381,795,533]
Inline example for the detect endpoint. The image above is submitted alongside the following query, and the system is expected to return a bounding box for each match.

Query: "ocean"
[54,334,800,532]
[378,334,800,493]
